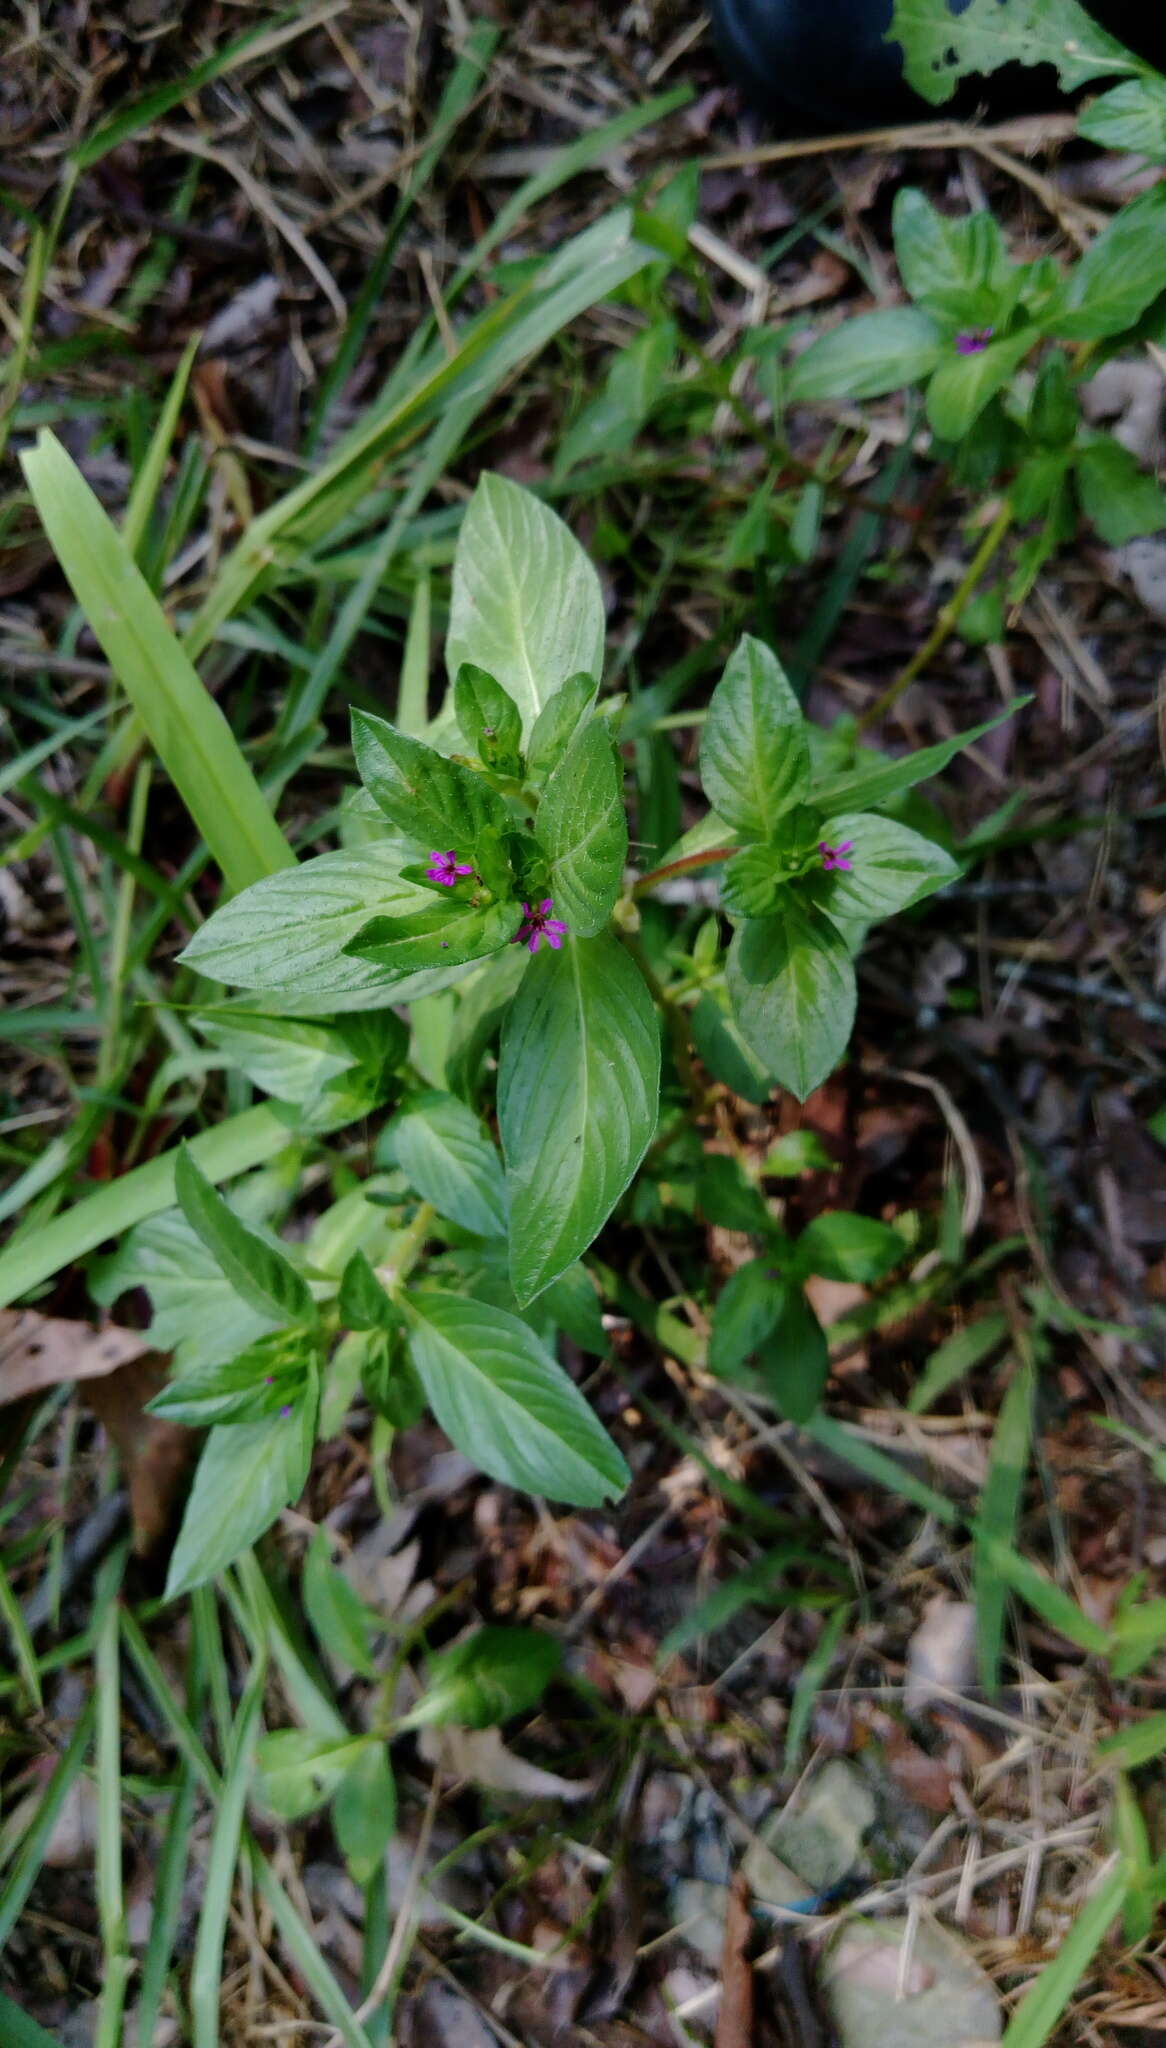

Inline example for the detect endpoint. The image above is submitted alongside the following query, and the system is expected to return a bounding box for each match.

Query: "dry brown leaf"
[84,1357,196,1560]
[0,1308,148,1405]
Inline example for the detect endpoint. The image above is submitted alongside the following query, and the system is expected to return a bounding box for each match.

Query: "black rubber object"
[707,0,1166,130]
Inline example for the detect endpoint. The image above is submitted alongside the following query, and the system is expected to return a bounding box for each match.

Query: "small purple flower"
[279,1404,293,1418]
[426,849,474,887]
[512,897,568,955]
[955,327,994,356]
[819,840,854,873]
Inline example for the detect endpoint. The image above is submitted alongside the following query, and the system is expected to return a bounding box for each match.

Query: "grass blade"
[123,333,200,565]
[785,1602,851,1771]
[1000,1856,1128,2047]
[1096,1713,1166,1770]
[71,6,344,168]
[0,1994,66,2048]
[190,1654,266,2048]
[120,1613,375,2048]
[95,1555,131,2048]
[972,1531,1109,1655]
[0,1103,295,1309]
[805,1413,960,1525]
[973,1353,1035,1693]
[0,1701,95,1950]
[0,1555,42,1708]
[19,430,295,893]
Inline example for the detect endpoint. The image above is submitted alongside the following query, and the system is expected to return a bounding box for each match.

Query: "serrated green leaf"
[525,673,598,784]
[403,1626,561,1730]
[699,635,810,840]
[446,473,605,739]
[338,1250,399,1332]
[351,708,512,849]
[179,842,463,1003]
[727,900,856,1104]
[404,1292,629,1504]
[175,1147,316,1329]
[498,933,659,1303]
[453,662,524,774]
[343,897,519,977]
[787,306,944,403]
[538,720,627,936]
[388,1089,507,1237]
[147,1330,317,1426]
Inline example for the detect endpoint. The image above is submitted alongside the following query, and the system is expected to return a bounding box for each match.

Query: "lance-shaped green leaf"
[1049,184,1166,342]
[926,328,1037,440]
[351,708,512,849]
[699,636,810,841]
[387,1089,507,1237]
[809,701,1023,815]
[892,188,1011,323]
[180,843,455,1000]
[526,673,597,784]
[537,720,627,936]
[453,663,523,774]
[165,1389,317,1598]
[794,1212,904,1285]
[1078,77,1166,161]
[786,307,944,403]
[498,932,660,1303]
[807,812,959,922]
[727,900,856,1103]
[760,1290,829,1425]
[175,1146,316,1328]
[446,472,605,739]
[402,1627,561,1730]
[343,898,519,977]
[147,1330,318,1426]
[403,1291,630,1504]
[709,1259,787,1379]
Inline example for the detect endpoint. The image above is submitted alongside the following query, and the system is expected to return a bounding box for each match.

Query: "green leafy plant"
[789,178,1166,607]
[62,468,1012,1602]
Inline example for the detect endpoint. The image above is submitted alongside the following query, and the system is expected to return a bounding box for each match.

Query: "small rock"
[824,1915,1001,2047]
[905,1598,977,1717]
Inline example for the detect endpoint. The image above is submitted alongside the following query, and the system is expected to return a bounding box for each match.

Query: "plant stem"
[632,846,737,899]
[858,497,1014,732]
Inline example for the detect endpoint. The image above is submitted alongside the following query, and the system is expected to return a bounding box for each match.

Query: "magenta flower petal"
[955,326,993,356]
[511,897,568,953]
[426,848,475,886]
